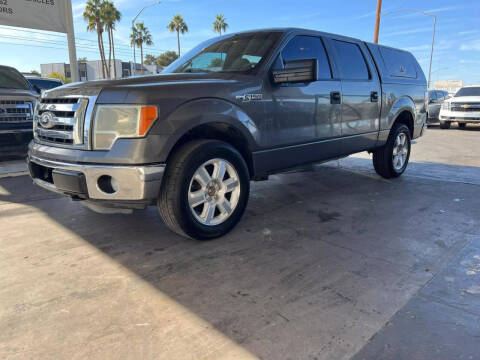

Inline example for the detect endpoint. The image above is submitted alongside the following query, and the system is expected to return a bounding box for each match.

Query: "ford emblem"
[39,111,56,129]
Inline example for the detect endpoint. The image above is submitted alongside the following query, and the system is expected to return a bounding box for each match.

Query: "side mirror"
[273,59,317,84]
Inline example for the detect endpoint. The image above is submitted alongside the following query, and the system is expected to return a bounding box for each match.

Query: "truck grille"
[34,97,89,148]
[451,103,480,112]
[0,100,34,123]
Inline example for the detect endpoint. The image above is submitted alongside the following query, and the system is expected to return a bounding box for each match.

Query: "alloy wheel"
[188,158,241,226]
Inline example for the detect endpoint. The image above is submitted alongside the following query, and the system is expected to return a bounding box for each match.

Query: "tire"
[158,139,250,240]
[458,122,467,129]
[439,121,451,129]
[372,123,411,179]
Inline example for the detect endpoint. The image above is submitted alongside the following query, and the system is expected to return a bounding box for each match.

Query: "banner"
[0,0,68,33]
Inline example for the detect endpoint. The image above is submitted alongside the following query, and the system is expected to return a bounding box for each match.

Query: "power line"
[0,34,168,58]
[0,25,168,52]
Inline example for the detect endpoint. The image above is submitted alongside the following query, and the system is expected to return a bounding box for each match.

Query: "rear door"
[327,38,381,153]
[431,91,443,119]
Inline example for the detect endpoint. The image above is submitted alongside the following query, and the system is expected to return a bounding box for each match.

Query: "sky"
[0,0,479,84]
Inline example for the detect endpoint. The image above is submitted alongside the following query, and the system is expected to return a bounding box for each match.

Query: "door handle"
[330,91,341,104]
[371,91,379,102]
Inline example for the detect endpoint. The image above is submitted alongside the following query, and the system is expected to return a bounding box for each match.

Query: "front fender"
[150,97,260,160]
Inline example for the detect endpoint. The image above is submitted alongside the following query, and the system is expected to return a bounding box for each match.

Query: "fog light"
[97,175,118,194]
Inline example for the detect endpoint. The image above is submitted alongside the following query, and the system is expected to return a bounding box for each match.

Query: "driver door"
[269,35,342,147]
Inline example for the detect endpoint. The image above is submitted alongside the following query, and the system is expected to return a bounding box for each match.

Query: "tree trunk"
[140,41,144,75]
[177,30,180,57]
[97,30,105,79]
[100,32,109,78]
[111,28,117,78]
[107,27,112,79]
[98,29,108,78]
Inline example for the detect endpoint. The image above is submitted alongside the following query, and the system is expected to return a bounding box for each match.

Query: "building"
[40,60,162,81]
[434,80,464,95]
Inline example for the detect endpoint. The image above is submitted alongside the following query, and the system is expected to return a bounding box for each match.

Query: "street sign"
[0,0,68,33]
[0,0,79,81]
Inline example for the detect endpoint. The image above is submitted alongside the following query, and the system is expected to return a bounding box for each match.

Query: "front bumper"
[439,109,480,123]
[28,154,165,208]
[0,129,33,156]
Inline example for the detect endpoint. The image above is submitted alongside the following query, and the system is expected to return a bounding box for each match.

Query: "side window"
[435,91,444,101]
[429,91,437,101]
[332,40,370,80]
[280,36,332,79]
[378,46,417,79]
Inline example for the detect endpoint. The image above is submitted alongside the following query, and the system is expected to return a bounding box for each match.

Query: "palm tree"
[103,1,121,79]
[83,0,108,78]
[213,14,228,36]
[167,14,188,57]
[130,22,153,74]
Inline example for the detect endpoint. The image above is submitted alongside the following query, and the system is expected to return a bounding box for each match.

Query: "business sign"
[434,80,464,89]
[0,0,68,33]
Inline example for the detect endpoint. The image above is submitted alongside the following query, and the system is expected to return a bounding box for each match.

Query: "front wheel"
[372,123,411,179]
[439,120,451,129]
[158,140,250,240]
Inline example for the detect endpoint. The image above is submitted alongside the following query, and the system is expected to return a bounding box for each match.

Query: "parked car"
[426,89,449,124]
[27,28,427,239]
[439,86,480,129]
[26,77,63,95]
[0,65,37,157]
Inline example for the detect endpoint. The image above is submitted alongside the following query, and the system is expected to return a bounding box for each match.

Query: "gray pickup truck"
[28,28,427,239]
[1,65,37,156]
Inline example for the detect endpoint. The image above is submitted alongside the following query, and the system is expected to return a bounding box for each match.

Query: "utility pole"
[427,15,437,89]
[131,1,161,76]
[374,0,382,43]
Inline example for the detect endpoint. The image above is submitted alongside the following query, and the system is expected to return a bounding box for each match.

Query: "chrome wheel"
[392,132,409,171]
[188,158,241,226]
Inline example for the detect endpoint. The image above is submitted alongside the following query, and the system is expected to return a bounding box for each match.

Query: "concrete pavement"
[0,126,479,360]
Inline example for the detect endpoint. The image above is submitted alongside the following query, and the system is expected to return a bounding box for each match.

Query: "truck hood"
[449,96,480,103]
[0,87,37,99]
[43,72,252,99]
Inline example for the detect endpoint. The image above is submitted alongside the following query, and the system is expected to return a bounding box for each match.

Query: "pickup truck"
[28,28,427,239]
[1,65,37,156]
[439,86,480,129]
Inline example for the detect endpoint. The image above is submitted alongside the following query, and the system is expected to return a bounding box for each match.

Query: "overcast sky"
[0,0,479,84]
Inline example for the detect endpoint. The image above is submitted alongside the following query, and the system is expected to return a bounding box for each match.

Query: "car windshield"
[455,87,480,97]
[164,31,282,74]
[0,67,30,90]
[28,78,62,90]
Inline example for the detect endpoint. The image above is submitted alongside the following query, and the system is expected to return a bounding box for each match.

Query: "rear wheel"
[372,123,411,179]
[439,120,451,129]
[158,140,250,240]
[458,122,467,129]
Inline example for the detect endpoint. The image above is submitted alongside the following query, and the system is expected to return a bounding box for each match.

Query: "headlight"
[93,105,158,150]
[441,102,451,110]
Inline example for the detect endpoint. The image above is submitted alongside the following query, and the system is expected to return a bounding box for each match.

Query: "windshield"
[0,67,30,90]
[164,31,282,74]
[28,78,62,90]
[455,87,480,97]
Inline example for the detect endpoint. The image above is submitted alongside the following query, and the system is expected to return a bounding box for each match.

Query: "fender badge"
[236,94,263,102]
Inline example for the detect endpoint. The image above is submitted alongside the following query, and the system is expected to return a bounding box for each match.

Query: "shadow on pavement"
[1,159,479,359]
